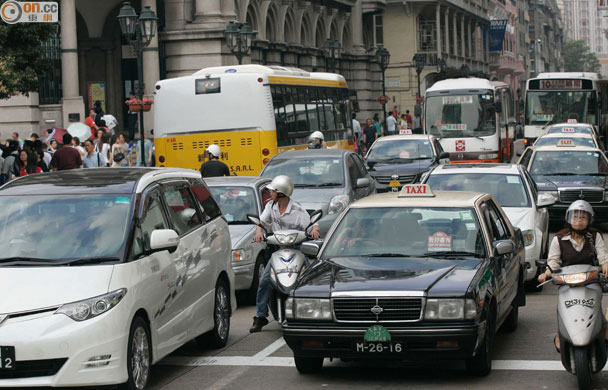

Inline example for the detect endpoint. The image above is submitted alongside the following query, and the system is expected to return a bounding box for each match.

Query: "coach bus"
[153,65,354,175]
[524,72,608,147]
[424,78,516,163]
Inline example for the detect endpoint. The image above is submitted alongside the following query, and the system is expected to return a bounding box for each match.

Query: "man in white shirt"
[385,112,398,135]
[352,113,361,142]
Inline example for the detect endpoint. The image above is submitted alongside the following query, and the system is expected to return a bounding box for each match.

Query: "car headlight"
[55,289,126,322]
[424,299,477,320]
[286,298,332,320]
[275,233,298,245]
[522,229,535,247]
[478,153,498,160]
[328,195,350,215]
[543,191,559,202]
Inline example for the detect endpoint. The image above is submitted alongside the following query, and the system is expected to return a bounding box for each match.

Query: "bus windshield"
[525,91,597,126]
[425,93,496,138]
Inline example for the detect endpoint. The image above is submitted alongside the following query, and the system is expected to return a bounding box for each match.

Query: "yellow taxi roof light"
[557,139,575,147]
[398,184,435,198]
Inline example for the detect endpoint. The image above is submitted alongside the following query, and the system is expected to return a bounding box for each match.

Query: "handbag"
[113,152,125,163]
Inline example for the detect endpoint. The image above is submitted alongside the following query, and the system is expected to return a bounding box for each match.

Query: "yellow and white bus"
[154,65,354,175]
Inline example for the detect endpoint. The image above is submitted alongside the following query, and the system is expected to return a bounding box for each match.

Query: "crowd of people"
[0,127,155,183]
[351,109,423,154]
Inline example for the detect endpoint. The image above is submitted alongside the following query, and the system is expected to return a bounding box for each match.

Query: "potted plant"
[125,97,154,112]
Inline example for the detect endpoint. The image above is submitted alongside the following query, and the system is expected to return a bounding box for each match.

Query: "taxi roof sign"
[562,127,576,133]
[399,129,413,135]
[398,184,435,198]
[567,119,578,124]
[557,139,575,147]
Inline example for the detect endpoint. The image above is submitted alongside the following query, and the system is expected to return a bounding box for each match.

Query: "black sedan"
[364,135,450,192]
[283,184,526,376]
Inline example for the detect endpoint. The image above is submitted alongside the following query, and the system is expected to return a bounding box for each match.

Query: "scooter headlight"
[553,271,598,285]
[275,233,298,245]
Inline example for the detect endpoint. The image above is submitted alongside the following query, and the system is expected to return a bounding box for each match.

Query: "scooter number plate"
[564,298,595,308]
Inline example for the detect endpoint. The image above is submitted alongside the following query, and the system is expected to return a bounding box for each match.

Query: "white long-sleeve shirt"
[547,232,608,270]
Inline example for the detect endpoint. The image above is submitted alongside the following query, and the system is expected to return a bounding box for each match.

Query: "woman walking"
[111,133,129,167]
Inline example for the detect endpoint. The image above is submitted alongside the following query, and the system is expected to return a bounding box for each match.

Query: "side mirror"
[495,101,503,113]
[437,151,450,163]
[516,150,523,157]
[247,214,261,226]
[150,229,180,254]
[536,193,556,208]
[356,177,371,188]
[302,240,322,258]
[535,259,547,268]
[309,209,323,225]
[493,239,515,256]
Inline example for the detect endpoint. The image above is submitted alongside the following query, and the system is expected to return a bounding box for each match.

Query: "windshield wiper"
[61,257,121,266]
[316,182,343,187]
[421,251,481,258]
[0,257,58,266]
[579,173,608,176]
[544,173,579,176]
[380,158,413,163]
[294,184,317,188]
[362,253,412,257]
[227,221,252,225]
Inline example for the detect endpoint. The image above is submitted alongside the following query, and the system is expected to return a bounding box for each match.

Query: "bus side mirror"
[495,101,503,113]
[414,104,422,117]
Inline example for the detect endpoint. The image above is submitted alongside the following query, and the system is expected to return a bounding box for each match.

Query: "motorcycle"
[248,210,323,323]
[537,261,607,390]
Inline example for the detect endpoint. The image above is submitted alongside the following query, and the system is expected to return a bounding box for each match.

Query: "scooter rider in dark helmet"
[538,200,608,351]
[250,175,321,333]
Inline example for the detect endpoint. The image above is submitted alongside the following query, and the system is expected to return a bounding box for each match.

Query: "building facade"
[528,0,564,77]
[0,0,390,139]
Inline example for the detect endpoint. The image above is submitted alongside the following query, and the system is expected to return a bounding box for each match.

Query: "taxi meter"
[398,184,435,198]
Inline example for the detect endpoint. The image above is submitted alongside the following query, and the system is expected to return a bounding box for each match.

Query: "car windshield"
[322,207,486,258]
[0,194,132,261]
[367,139,434,161]
[261,157,344,187]
[525,91,597,125]
[535,137,596,148]
[209,186,258,224]
[425,93,496,138]
[529,151,608,175]
[427,174,530,208]
[547,126,593,135]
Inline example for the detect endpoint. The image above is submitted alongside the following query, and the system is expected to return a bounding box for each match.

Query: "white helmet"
[266,175,294,197]
[206,144,221,157]
[309,131,324,141]
[566,200,594,225]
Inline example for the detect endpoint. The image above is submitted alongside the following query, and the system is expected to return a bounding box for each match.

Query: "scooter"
[537,261,607,390]
[248,210,323,323]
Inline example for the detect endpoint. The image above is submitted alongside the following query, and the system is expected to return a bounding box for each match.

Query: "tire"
[196,279,231,349]
[466,306,494,376]
[248,254,266,303]
[120,317,152,390]
[295,356,324,374]
[574,347,592,390]
[502,303,519,332]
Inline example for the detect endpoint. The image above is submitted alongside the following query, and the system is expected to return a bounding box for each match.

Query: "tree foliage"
[0,9,55,100]
[562,40,601,73]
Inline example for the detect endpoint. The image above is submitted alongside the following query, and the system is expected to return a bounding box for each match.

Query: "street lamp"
[118,1,157,164]
[224,21,257,65]
[413,54,426,99]
[376,47,390,130]
[323,39,342,73]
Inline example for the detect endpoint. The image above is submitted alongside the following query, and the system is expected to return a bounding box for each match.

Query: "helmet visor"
[566,209,592,225]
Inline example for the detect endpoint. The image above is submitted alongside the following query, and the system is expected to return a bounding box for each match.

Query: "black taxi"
[284,184,526,376]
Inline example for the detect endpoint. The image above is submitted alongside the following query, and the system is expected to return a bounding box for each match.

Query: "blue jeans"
[256,262,272,318]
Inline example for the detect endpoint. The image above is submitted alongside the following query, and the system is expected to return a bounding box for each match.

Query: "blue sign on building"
[489,20,508,52]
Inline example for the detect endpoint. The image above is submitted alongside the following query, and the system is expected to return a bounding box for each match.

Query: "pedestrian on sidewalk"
[49,134,82,171]
[82,139,108,168]
[373,113,383,137]
[111,133,129,167]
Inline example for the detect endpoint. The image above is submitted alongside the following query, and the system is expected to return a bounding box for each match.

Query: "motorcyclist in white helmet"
[250,175,320,332]
[200,144,230,177]
[538,200,608,351]
[308,131,327,149]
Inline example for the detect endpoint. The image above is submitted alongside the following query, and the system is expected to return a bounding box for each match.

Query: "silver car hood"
[228,224,256,248]
[292,187,345,211]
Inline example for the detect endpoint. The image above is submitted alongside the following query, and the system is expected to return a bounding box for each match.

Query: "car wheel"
[120,316,151,390]
[196,279,231,349]
[502,301,519,332]
[466,305,495,376]
[294,356,324,374]
[248,254,266,303]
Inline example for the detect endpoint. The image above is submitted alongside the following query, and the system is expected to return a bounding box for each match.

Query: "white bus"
[524,72,608,146]
[424,78,516,163]
[153,65,354,175]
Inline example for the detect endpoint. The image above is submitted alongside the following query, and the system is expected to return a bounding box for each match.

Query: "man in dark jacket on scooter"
[250,175,320,333]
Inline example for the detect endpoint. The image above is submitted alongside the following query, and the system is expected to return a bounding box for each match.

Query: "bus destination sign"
[540,80,582,90]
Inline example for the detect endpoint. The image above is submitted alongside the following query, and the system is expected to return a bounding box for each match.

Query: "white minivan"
[0,168,235,389]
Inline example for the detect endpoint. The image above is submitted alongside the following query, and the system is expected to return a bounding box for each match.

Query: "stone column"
[467,18,472,60]
[221,0,236,19]
[351,0,365,54]
[484,24,489,65]
[105,49,114,115]
[164,0,186,30]
[460,14,466,58]
[436,4,442,59]
[60,0,84,125]
[453,12,459,58]
[78,48,87,105]
[193,0,223,27]
[143,0,160,134]
[444,7,450,56]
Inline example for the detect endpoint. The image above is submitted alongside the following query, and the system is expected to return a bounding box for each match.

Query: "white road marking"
[161,356,578,371]
[252,337,286,359]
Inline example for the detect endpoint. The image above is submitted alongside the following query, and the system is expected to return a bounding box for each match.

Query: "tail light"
[262,148,270,156]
